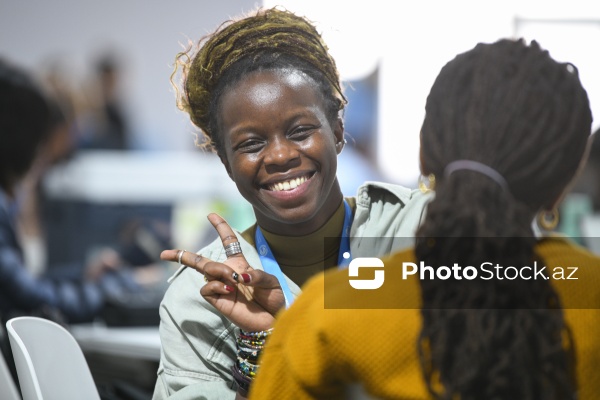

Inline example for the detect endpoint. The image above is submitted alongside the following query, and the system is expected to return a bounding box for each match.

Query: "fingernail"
[225,285,235,292]
[241,273,251,283]
[232,272,239,281]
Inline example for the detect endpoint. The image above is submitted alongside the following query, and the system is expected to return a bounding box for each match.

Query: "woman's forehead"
[217,69,329,135]
[231,68,317,91]
[222,69,323,109]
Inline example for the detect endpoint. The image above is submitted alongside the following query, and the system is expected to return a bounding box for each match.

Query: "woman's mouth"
[264,173,314,192]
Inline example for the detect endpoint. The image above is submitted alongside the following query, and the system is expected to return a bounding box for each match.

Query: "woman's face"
[218,69,344,235]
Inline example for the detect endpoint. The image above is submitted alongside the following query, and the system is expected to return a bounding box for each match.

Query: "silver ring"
[177,249,186,265]
[224,242,242,258]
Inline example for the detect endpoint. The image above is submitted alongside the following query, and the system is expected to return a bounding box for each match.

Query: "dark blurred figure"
[78,52,130,150]
[16,92,76,274]
[0,57,152,326]
[0,57,172,398]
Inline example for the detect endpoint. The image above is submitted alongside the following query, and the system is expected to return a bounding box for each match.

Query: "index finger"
[161,249,209,273]
[161,249,249,283]
[207,213,240,248]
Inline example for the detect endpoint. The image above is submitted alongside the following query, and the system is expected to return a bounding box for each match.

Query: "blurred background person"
[77,51,131,150]
[0,58,168,382]
[15,82,77,275]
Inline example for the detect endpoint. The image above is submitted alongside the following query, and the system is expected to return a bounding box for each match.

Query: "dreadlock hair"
[171,7,347,157]
[415,39,592,400]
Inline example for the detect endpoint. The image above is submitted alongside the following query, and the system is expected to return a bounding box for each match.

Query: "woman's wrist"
[232,328,274,396]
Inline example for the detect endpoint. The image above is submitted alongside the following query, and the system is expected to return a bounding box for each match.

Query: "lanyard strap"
[255,200,353,308]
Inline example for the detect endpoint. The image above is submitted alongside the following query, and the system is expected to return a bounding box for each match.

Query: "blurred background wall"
[0,0,259,151]
[266,0,600,186]
[2,0,598,183]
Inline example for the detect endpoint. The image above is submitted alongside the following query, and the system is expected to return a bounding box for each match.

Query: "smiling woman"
[152,7,430,400]
[220,69,343,234]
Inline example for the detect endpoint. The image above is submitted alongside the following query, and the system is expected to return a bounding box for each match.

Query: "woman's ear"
[333,118,345,155]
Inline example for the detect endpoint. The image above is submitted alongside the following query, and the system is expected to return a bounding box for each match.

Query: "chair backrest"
[0,349,21,400]
[6,317,100,400]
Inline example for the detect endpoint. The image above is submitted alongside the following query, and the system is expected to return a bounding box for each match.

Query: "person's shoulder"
[290,268,343,310]
[351,181,430,237]
[537,236,600,267]
[298,247,420,310]
[356,181,432,207]
[538,236,600,308]
[381,247,417,265]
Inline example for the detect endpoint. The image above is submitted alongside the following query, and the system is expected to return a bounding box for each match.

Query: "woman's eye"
[237,139,264,152]
[289,126,315,140]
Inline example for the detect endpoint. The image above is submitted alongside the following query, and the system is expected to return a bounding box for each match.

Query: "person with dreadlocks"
[249,39,600,399]
[153,7,429,400]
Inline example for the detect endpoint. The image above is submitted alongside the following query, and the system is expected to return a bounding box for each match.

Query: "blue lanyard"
[255,200,353,308]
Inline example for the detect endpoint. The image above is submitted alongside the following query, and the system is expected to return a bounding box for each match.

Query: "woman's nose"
[263,137,300,167]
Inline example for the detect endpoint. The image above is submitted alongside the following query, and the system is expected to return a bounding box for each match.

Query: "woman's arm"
[0,212,138,323]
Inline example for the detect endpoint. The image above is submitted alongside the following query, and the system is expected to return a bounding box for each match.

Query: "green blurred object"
[559,193,593,245]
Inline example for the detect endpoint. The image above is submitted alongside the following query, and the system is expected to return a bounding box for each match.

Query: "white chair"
[0,349,21,400]
[6,317,100,400]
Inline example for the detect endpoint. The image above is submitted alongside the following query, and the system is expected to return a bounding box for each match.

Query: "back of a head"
[0,58,51,194]
[420,38,591,215]
[415,39,592,400]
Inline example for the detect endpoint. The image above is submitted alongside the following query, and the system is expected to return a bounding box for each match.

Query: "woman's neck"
[259,200,347,267]
[254,186,344,236]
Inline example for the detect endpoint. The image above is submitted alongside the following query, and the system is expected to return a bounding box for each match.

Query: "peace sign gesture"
[161,213,285,332]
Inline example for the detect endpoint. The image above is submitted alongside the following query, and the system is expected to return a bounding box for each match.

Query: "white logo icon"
[348,257,385,290]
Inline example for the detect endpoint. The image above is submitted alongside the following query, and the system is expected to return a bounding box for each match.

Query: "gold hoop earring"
[537,208,559,231]
[418,174,436,193]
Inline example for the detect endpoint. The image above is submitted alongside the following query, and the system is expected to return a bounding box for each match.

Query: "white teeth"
[269,176,308,191]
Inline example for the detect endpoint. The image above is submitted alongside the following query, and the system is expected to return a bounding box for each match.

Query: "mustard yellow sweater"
[250,237,600,399]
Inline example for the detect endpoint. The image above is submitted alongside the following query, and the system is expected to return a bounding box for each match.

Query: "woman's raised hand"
[160,213,285,332]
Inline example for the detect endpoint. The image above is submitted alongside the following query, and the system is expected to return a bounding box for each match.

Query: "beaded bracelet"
[231,364,252,397]
[232,328,273,395]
